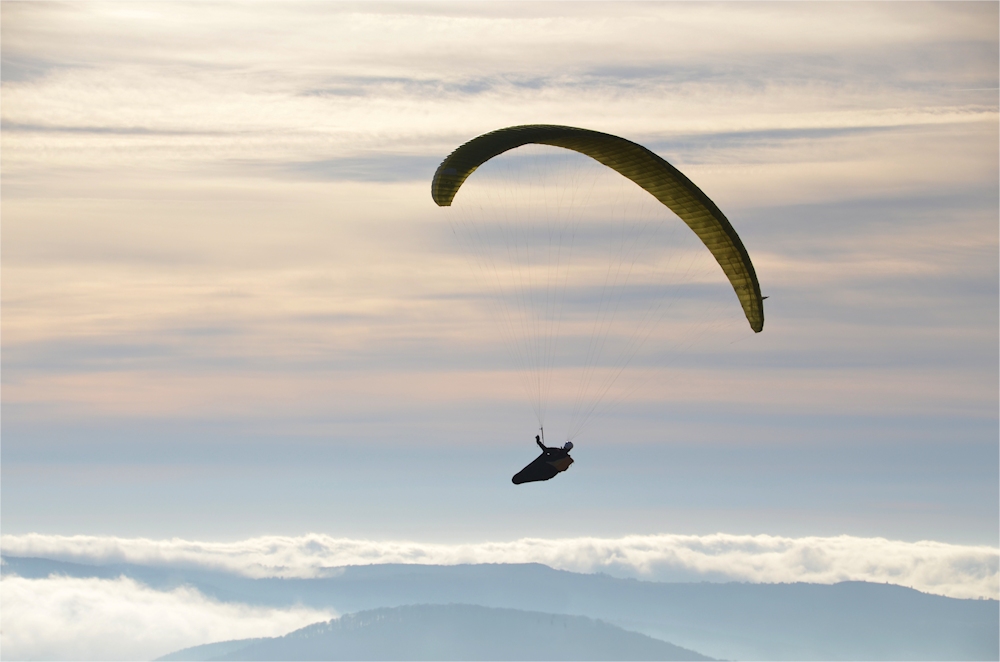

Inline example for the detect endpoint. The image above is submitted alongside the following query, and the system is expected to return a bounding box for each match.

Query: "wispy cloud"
[1,2,995,548]
[3,3,995,168]
[0,573,334,661]
[3,532,996,600]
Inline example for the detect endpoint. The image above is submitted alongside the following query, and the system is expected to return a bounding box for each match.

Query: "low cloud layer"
[0,574,334,661]
[4,532,996,600]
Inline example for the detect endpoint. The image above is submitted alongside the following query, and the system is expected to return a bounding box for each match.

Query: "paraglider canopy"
[432,124,764,332]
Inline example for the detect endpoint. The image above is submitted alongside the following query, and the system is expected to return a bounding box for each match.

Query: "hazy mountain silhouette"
[158,639,266,662]
[5,556,997,660]
[157,604,713,661]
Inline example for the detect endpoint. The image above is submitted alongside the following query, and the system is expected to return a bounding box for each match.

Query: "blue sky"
[2,0,997,578]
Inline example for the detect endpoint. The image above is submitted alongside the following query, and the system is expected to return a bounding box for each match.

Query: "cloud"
[3,3,995,174]
[4,3,994,74]
[3,532,996,600]
[1,2,995,552]
[0,573,334,661]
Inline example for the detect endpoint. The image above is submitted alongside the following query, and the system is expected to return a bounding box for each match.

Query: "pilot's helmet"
[563,441,574,451]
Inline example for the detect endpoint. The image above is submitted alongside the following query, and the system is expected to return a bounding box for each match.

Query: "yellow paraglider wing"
[432,124,764,332]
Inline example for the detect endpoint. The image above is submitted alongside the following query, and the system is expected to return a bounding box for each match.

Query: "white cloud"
[3,2,995,170]
[4,3,994,72]
[0,573,334,661]
[3,532,996,600]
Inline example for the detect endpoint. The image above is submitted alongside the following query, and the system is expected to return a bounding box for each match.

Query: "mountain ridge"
[157,604,714,661]
[4,555,996,660]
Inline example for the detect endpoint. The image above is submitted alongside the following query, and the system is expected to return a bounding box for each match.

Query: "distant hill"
[157,604,713,661]
[157,639,265,662]
[5,556,997,661]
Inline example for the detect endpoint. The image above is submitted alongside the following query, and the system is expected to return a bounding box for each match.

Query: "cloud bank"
[0,574,335,661]
[3,532,996,600]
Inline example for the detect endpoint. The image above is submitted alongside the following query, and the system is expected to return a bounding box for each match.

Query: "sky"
[2,4,998,652]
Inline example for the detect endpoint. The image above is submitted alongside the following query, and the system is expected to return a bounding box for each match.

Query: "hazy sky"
[2,0,997,561]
